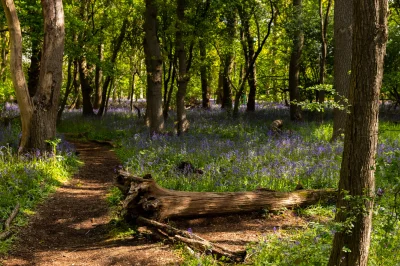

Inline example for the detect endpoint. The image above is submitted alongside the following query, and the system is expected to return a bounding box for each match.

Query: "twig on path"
[137,216,246,263]
[0,203,20,240]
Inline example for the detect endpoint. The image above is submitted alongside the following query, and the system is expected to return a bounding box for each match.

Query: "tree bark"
[93,43,103,109]
[30,0,65,150]
[328,1,388,265]
[1,0,64,151]
[116,172,337,221]
[78,57,95,116]
[143,0,164,135]
[317,0,332,104]
[221,11,236,110]
[331,0,352,141]
[237,3,257,112]
[288,0,303,121]
[175,0,190,135]
[199,39,210,109]
[97,19,128,117]
[57,58,74,123]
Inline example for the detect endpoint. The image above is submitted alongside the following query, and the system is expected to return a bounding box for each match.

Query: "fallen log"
[116,171,337,221]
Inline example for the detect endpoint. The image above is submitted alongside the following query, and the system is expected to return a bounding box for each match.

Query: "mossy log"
[116,171,337,221]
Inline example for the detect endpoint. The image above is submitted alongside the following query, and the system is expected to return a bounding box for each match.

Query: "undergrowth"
[59,104,400,265]
[0,129,79,255]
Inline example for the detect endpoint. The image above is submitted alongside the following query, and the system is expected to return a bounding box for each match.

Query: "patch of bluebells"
[88,103,397,193]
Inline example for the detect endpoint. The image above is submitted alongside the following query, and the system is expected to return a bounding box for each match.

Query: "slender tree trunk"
[199,39,210,109]
[57,58,74,123]
[331,0,352,141]
[0,32,9,81]
[144,0,164,135]
[97,19,128,117]
[93,43,103,109]
[328,1,388,265]
[130,73,135,112]
[164,63,176,121]
[237,5,257,112]
[221,11,236,110]
[216,62,223,105]
[289,0,303,121]
[79,57,95,116]
[317,0,332,103]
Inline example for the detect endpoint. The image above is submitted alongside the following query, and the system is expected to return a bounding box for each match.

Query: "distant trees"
[1,0,65,151]
[328,0,388,265]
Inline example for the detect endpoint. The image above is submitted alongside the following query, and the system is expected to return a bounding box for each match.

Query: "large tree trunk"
[328,1,388,265]
[288,0,303,121]
[175,0,189,135]
[143,0,164,135]
[1,0,65,152]
[116,172,337,221]
[331,0,352,141]
[30,0,65,150]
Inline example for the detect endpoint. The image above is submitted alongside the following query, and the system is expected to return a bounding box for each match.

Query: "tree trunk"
[328,1,388,265]
[163,63,176,121]
[27,31,41,97]
[288,0,303,121]
[199,39,210,109]
[1,0,65,151]
[97,19,128,117]
[143,0,164,135]
[1,0,34,150]
[221,11,236,110]
[331,0,352,141]
[317,0,332,104]
[237,4,257,112]
[79,57,95,116]
[93,43,103,109]
[116,172,337,221]
[175,0,189,135]
[0,31,9,81]
[57,58,74,123]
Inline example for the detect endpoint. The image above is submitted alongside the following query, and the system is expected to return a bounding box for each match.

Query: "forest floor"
[1,140,309,266]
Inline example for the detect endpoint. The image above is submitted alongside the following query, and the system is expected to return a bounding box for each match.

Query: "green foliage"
[250,222,333,266]
[106,186,124,207]
[293,85,349,113]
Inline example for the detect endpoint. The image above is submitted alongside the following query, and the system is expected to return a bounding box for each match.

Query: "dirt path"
[1,141,181,266]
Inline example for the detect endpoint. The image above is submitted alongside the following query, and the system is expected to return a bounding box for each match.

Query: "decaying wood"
[137,216,246,262]
[270,119,284,133]
[0,203,20,240]
[116,171,337,221]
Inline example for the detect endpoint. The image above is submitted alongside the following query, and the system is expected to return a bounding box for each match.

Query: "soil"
[1,140,308,266]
